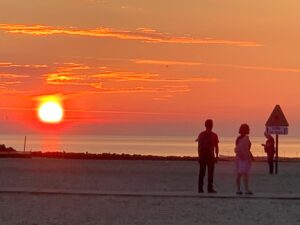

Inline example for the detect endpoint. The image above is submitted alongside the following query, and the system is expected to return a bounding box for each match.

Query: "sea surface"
[0,134,299,157]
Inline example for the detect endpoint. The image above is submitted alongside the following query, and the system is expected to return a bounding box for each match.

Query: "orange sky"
[0,0,300,136]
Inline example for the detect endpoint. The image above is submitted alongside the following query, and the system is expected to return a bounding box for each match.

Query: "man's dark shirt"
[197,130,219,160]
[265,136,275,155]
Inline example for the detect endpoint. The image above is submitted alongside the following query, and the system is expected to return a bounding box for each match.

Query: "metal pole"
[23,136,27,152]
[275,134,279,174]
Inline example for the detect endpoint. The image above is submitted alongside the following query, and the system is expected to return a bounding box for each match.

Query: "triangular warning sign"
[265,105,289,126]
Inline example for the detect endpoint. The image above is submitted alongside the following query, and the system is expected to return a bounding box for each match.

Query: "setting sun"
[37,96,64,123]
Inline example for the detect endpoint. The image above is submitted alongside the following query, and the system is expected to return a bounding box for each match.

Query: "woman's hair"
[239,123,250,135]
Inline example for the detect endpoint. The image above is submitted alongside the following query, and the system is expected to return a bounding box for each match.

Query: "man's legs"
[198,159,206,192]
[268,154,274,174]
[207,159,215,192]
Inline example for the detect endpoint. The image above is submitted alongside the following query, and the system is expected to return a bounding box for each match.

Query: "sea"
[0,134,299,158]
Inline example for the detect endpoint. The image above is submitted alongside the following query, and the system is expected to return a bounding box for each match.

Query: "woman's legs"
[237,173,252,193]
[236,173,242,192]
[243,173,253,194]
[243,174,249,191]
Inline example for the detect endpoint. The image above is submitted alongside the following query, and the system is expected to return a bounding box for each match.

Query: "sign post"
[23,136,27,152]
[275,134,278,174]
[265,105,289,174]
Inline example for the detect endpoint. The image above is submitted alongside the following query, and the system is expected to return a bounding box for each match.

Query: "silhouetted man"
[262,132,275,174]
[196,119,219,193]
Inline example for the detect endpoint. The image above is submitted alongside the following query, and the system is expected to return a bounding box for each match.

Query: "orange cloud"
[0,23,262,47]
[0,73,29,87]
[0,89,24,95]
[43,63,215,96]
[0,71,30,97]
[219,64,300,73]
[0,73,29,78]
[133,59,300,73]
[45,63,217,83]
[134,59,204,66]
[152,94,175,101]
[0,81,21,86]
[85,85,190,94]
[0,62,48,68]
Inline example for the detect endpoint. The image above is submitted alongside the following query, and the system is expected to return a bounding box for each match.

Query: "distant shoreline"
[0,151,299,162]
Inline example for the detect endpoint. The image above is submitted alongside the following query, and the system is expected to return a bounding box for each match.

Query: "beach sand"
[0,158,299,224]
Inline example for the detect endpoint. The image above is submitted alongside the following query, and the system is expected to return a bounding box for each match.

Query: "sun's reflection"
[40,135,61,152]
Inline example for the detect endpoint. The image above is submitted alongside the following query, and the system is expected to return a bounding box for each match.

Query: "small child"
[234,123,254,195]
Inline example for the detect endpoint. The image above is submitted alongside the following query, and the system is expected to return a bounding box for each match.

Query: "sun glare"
[37,96,64,123]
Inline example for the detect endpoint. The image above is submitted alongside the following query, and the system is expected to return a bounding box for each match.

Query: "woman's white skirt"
[236,159,251,174]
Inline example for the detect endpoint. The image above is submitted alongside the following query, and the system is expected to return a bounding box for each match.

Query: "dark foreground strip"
[0,190,299,200]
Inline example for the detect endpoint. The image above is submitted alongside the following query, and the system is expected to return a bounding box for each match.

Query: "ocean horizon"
[1,134,299,158]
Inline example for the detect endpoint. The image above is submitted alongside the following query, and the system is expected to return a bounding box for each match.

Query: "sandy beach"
[0,158,299,225]
[2,0,300,224]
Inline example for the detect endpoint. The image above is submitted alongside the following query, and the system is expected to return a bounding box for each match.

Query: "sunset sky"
[0,0,300,136]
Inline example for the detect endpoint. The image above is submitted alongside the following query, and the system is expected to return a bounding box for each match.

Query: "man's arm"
[215,144,219,158]
[198,141,201,160]
[215,135,219,162]
[197,135,201,162]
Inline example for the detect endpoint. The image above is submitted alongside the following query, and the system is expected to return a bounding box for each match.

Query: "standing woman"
[235,124,254,195]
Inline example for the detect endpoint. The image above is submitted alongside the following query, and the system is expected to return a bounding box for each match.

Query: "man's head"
[264,131,271,138]
[205,119,213,130]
